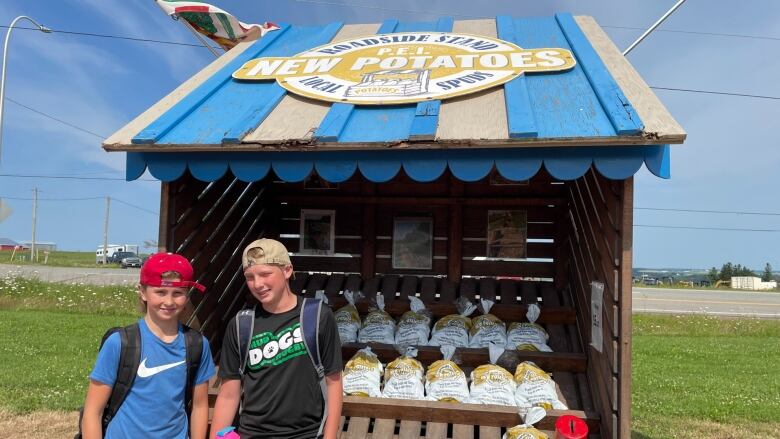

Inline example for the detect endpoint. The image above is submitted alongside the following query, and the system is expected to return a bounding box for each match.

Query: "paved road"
[0,264,139,285]
[633,287,780,318]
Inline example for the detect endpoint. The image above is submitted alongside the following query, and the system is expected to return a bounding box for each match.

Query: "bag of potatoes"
[429,297,477,347]
[381,346,425,400]
[343,346,383,397]
[425,345,469,403]
[468,343,516,406]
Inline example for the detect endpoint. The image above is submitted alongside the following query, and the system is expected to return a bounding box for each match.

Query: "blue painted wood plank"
[132,24,291,144]
[495,15,538,139]
[376,19,398,34]
[409,16,453,141]
[511,16,615,139]
[126,152,147,181]
[555,13,643,135]
[161,22,344,145]
[315,103,355,142]
[221,85,287,143]
[644,144,670,178]
[314,19,399,142]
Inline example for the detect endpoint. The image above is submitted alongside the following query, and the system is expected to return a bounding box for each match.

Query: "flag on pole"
[156,0,279,50]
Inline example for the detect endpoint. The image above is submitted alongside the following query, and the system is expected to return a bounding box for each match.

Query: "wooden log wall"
[564,169,632,439]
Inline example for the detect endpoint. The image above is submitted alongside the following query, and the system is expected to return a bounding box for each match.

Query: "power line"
[0,173,156,182]
[650,87,780,101]
[0,24,212,49]
[5,97,107,138]
[636,207,780,217]
[0,195,103,201]
[0,194,158,215]
[6,11,780,46]
[112,198,158,215]
[635,224,780,232]
[601,25,780,42]
[293,0,474,18]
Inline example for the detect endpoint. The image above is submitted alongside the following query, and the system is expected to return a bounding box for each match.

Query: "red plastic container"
[554,415,588,439]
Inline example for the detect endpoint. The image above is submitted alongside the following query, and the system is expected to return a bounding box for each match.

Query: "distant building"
[18,241,57,251]
[731,276,777,291]
[0,238,27,251]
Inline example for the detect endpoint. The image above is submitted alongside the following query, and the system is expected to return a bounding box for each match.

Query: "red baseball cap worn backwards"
[140,253,206,293]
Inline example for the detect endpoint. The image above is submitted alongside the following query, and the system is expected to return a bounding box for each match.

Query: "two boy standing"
[83,239,343,439]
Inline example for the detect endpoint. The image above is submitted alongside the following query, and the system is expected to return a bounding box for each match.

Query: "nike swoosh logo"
[137,358,185,378]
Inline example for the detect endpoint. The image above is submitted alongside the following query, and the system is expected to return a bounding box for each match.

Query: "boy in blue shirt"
[81,253,216,439]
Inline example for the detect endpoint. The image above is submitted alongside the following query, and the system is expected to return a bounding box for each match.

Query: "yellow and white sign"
[233,32,576,105]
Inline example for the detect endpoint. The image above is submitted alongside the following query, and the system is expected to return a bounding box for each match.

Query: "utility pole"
[102,196,110,264]
[30,187,37,261]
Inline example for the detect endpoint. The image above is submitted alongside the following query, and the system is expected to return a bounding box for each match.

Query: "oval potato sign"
[233,32,576,105]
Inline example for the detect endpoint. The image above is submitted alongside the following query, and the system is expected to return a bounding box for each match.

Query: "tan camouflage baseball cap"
[242,238,292,270]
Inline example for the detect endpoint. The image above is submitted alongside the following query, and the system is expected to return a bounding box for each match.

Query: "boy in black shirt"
[211,239,343,439]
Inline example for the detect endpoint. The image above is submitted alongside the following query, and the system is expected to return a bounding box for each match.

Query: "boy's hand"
[210,379,241,439]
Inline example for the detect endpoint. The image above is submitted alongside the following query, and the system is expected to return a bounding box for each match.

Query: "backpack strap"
[236,307,255,376]
[183,325,203,417]
[299,298,327,437]
[103,323,141,427]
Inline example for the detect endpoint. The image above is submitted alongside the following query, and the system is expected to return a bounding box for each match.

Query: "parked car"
[642,277,659,285]
[112,251,142,268]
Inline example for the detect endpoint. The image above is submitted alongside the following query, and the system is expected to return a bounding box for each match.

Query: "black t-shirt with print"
[220,295,342,439]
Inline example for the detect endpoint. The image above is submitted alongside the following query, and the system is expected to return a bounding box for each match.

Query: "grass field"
[1,276,779,438]
[631,314,780,438]
[0,250,138,268]
[0,275,137,315]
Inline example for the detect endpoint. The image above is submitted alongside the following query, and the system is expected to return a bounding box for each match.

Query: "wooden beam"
[158,182,172,252]
[342,397,600,432]
[281,195,565,207]
[618,177,634,439]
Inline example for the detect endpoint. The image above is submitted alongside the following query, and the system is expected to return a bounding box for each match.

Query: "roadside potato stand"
[104,13,685,439]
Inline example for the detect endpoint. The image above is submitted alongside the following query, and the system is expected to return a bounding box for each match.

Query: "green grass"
[0,309,137,412]
[631,314,780,438]
[0,275,138,315]
[0,275,139,412]
[0,250,145,268]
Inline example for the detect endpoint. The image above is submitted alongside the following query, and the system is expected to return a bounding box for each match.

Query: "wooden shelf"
[342,396,600,433]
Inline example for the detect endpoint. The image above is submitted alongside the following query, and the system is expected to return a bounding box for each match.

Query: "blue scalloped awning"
[127,145,670,183]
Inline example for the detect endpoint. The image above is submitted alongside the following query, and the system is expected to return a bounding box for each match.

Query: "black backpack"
[75,323,203,439]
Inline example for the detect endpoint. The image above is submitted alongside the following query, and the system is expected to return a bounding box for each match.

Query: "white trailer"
[95,244,139,263]
[731,276,778,291]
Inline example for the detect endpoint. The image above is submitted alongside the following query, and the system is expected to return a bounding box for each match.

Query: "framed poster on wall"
[300,209,335,255]
[392,217,433,270]
[486,210,528,258]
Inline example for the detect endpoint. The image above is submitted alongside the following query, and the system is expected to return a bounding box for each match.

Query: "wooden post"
[618,177,634,439]
[158,182,171,252]
[448,178,464,282]
[361,182,376,279]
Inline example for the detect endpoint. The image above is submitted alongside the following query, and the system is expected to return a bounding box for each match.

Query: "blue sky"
[0,0,778,270]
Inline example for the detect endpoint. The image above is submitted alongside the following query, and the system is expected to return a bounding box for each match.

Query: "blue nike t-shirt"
[90,319,216,439]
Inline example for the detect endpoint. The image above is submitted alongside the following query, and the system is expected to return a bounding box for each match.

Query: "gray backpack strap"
[235,307,255,415]
[236,307,255,376]
[300,298,327,437]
